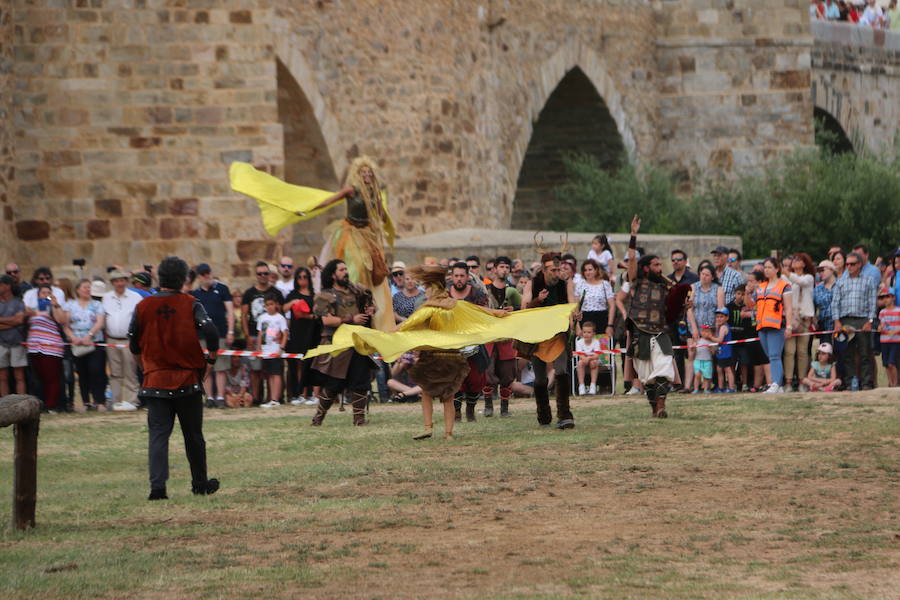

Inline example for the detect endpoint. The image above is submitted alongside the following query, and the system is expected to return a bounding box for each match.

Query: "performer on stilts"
[625,215,679,418]
[229,156,395,331]
[305,265,576,440]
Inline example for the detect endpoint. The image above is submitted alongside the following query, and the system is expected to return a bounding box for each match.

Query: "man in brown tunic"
[310,259,376,426]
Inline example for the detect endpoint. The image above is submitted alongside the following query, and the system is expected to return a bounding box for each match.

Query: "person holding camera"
[25,284,67,412]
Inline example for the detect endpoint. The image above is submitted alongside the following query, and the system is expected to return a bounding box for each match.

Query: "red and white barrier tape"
[20,328,846,360]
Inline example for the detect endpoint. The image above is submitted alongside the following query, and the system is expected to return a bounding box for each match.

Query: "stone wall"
[9,0,283,279]
[0,0,13,262]
[654,0,814,180]
[811,21,900,157]
[4,0,824,287]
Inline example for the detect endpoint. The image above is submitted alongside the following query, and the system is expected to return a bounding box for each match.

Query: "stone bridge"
[0,1,891,281]
[811,20,900,156]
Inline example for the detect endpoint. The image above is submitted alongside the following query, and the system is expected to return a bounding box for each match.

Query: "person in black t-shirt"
[242,261,284,402]
[283,267,321,404]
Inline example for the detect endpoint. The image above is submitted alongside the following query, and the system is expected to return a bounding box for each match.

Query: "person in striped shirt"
[877,286,900,387]
[26,284,67,412]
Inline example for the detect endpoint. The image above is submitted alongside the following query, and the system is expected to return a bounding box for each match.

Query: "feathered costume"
[229,157,396,331]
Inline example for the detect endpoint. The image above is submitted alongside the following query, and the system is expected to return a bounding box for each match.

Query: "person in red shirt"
[129,256,221,501]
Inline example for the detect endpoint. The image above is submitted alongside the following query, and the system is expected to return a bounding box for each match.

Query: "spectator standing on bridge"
[888,0,899,30]
[825,0,842,19]
[810,0,826,19]
[859,0,884,26]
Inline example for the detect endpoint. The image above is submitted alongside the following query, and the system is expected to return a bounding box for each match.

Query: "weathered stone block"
[170,197,198,216]
[236,240,276,262]
[16,220,50,241]
[86,219,110,239]
[95,198,122,217]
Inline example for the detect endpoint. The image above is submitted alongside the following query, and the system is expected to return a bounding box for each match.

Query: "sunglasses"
[280,264,293,268]
[671,257,685,262]
[6,269,18,274]
[256,271,270,276]
[393,271,404,276]
[846,261,859,266]
[728,257,737,262]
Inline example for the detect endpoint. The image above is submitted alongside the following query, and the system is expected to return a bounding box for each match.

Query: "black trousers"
[74,347,107,405]
[145,393,208,491]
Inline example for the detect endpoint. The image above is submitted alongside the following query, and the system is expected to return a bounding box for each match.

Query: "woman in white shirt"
[784,253,816,391]
[576,258,615,340]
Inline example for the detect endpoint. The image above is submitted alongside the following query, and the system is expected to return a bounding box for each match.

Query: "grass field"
[1,390,898,599]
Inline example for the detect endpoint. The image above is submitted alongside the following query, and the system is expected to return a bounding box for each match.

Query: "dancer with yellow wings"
[230,157,396,331]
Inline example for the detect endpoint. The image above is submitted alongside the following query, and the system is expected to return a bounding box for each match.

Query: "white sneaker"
[260,401,280,408]
[589,383,597,395]
[112,401,138,412]
[289,398,304,406]
[798,384,809,393]
[578,384,587,395]
[304,397,318,405]
[762,382,781,394]
[625,387,642,396]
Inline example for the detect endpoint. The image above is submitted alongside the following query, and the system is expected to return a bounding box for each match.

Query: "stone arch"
[811,75,863,153]
[272,27,345,179]
[813,107,854,154]
[510,43,634,230]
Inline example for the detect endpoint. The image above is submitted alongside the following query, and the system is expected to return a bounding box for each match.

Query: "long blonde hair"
[345,156,386,224]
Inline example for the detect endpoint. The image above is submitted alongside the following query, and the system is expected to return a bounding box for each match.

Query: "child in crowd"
[692,325,714,393]
[877,287,900,387]
[709,307,736,393]
[586,234,615,278]
[575,321,602,395]
[257,291,288,408]
[727,284,754,391]
[224,353,253,408]
[801,343,841,391]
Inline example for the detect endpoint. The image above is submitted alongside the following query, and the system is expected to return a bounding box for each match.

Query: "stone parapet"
[392,228,742,275]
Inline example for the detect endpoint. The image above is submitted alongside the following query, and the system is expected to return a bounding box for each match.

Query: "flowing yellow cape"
[307,301,577,363]
[228,161,395,244]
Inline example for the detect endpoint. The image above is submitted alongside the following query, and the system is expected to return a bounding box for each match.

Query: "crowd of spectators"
[2,237,899,415]
[810,0,900,29]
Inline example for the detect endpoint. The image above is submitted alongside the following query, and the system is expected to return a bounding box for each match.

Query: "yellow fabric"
[306,301,577,363]
[229,162,396,245]
[229,162,338,236]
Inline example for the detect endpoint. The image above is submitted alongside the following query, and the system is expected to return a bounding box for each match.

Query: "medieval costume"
[128,259,220,500]
[305,265,576,439]
[448,277,490,422]
[483,273,523,417]
[229,157,396,331]
[522,253,577,429]
[310,261,377,427]
[624,217,679,418]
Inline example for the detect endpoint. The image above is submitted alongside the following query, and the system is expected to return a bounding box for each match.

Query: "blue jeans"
[759,327,786,386]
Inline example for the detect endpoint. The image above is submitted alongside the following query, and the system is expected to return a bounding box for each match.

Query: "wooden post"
[0,395,41,530]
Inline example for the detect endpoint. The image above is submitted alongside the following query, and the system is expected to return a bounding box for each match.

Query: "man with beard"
[626,216,676,418]
[482,256,521,417]
[310,259,376,426]
[448,262,490,421]
[521,252,578,429]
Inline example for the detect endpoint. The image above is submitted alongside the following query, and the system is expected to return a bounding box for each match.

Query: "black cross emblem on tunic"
[157,304,176,320]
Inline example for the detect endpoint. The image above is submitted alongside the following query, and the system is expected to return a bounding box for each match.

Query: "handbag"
[71,343,95,358]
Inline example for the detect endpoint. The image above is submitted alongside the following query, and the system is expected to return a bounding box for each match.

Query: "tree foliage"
[551,147,900,259]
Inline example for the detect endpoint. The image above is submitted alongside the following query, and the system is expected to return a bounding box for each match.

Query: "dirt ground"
[102,391,900,600]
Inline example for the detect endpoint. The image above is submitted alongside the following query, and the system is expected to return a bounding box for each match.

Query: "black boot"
[534,382,552,426]
[465,393,478,422]
[192,478,220,496]
[483,394,494,417]
[499,386,512,417]
[454,392,462,422]
[148,488,168,501]
[555,377,574,429]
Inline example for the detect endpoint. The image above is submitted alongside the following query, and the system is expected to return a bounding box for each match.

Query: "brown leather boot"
[655,394,667,419]
[351,391,368,426]
[311,390,335,426]
[482,386,495,417]
[454,393,462,422]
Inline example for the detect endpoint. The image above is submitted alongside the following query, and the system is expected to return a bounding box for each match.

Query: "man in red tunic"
[129,256,221,500]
